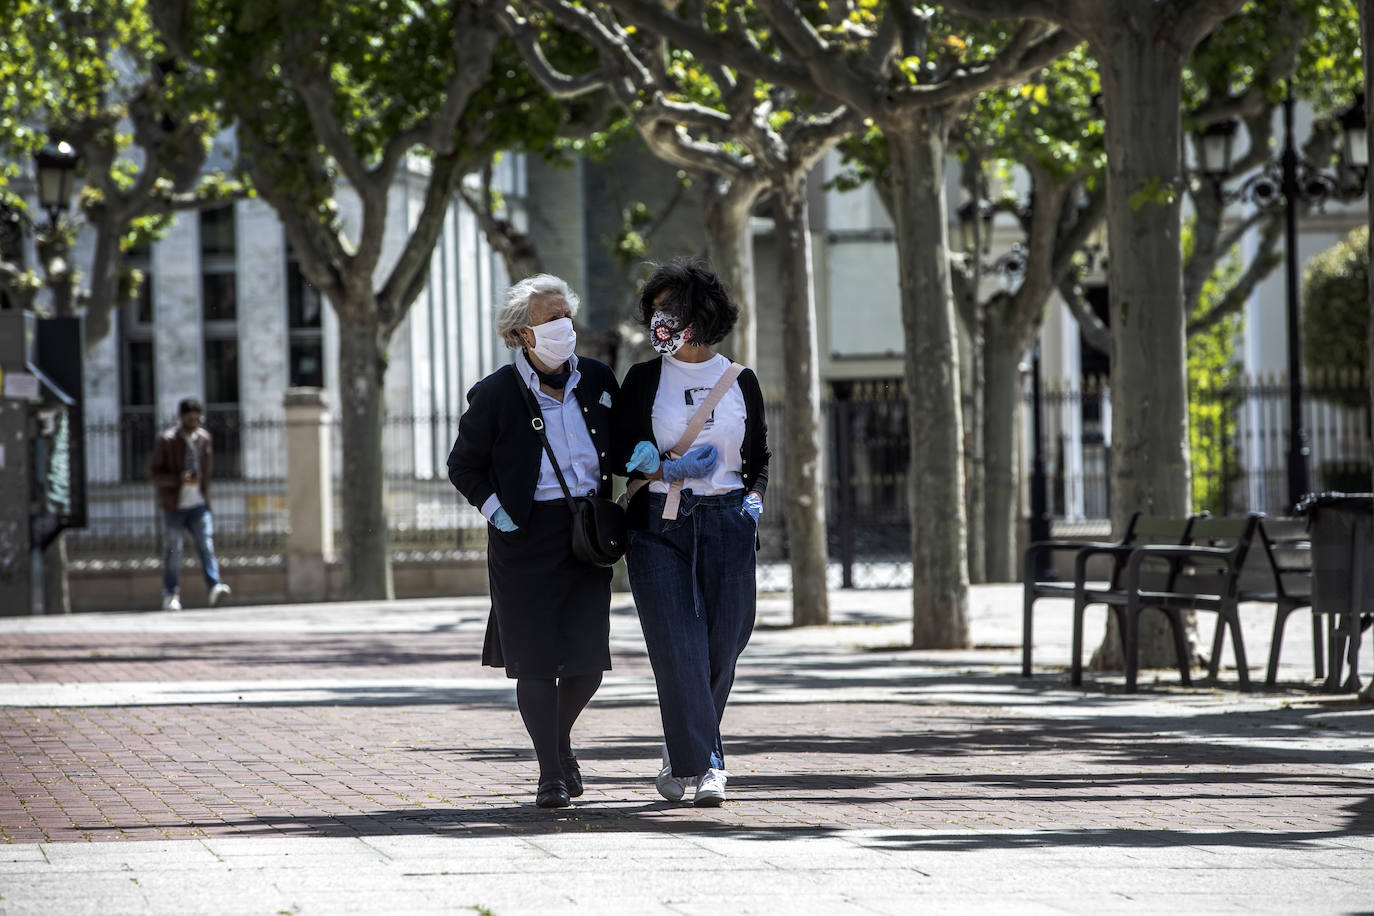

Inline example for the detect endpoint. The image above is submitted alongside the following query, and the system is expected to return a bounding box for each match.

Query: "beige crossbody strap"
[660,362,744,520]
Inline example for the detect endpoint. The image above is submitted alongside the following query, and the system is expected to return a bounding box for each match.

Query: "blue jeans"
[626,489,757,777]
[162,505,221,595]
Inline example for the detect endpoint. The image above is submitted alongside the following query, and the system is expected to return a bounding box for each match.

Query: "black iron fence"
[1037,371,1372,520]
[69,372,1371,583]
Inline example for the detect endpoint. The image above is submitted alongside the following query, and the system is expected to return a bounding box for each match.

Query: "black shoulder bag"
[512,367,627,567]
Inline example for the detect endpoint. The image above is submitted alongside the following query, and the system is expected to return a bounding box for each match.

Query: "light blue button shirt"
[481,352,601,520]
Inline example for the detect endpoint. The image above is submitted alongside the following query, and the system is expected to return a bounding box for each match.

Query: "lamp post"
[956,194,1047,571]
[32,140,80,316]
[31,139,81,617]
[1196,88,1368,512]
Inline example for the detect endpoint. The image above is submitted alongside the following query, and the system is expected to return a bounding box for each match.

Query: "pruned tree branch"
[495,5,612,99]
[1009,162,1073,338]
[918,25,1081,107]
[278,33,373,198]
[377,148,474,338]
[457,158,544,282]
[931,0,1061,22]
[1050,181,1106,282]
[1187,215,1283,337]
[1058,273,1112,355]
[603,0,819,95]
[1173,0,1253,50]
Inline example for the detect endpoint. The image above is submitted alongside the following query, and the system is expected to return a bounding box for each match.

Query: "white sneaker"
[694,768,727,807]
[208,583,231,607]
[655,744,694,802]
[655,765,692,802]
[161,594,182,611]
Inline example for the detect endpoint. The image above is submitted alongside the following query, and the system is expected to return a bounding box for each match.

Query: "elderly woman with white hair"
[447,274,619,809]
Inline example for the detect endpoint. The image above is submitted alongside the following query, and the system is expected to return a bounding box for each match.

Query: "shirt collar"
[517,350,581,396]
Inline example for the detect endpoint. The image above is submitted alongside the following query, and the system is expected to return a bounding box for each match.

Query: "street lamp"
[1195,87,1368,512]
[31,140,81,316]
[33,140,79,229]
[956,196,1031,290]
[956,193,1049,568]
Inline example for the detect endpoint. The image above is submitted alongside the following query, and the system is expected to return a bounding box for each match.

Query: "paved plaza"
[0,584,1371,914]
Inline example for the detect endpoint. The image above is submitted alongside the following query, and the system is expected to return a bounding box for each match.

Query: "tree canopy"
[1,0,239,346]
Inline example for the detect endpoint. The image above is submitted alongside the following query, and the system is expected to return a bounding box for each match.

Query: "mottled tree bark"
[982,318,1025,584]
[1090,31,1194,670]
[1366,0,1374,702]
[336,319,393,601]
[702,183,761,370]
[890,110,971,649]
[772,176,829,625]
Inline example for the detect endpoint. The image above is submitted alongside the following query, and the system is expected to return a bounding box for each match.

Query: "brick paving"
[1,594,1371,847]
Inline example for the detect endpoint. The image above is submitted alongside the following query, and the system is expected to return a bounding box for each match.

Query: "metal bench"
[1240,517,1317,687]
[1098,514,1265,692]
[1021,513,1199,683]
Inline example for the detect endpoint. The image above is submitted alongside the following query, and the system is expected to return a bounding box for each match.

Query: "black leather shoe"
[560,754,583,798]
[536,777,571,809]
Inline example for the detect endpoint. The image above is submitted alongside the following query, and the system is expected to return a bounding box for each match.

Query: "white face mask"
[649,310,692,356]
[527,316,577,367]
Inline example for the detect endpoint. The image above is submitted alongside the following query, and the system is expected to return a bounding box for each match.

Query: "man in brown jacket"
[149,397,231,610]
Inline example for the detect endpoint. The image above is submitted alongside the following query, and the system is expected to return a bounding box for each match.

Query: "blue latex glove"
[626,440,661,474]
[662,444,718,483]
[490,506,518,532]
[742,492,763,522]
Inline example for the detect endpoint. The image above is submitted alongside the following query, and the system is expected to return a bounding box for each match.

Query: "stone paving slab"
[0,585,1370,914]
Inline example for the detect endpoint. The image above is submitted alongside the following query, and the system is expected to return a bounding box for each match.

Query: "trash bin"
[1296,492,1373,692]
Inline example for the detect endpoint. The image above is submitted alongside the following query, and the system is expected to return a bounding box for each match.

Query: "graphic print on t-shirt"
[684,386,715,428]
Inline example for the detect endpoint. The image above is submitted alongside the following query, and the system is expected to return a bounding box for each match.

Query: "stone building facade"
[79,155,524,487]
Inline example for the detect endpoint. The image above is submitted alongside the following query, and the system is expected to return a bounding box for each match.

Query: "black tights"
[515,673,602,780]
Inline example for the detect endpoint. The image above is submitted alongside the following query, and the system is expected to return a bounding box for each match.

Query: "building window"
[119,246,157,482]
[286,244,324,388]
[201,205,241,478]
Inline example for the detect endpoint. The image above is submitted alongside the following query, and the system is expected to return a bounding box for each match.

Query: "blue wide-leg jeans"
[626,489,757,778]
[162,505,222,596]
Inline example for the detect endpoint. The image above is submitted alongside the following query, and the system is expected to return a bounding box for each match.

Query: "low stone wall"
[69,559,491,613]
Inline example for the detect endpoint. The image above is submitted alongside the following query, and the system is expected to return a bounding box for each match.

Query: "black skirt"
[483,501,614,678]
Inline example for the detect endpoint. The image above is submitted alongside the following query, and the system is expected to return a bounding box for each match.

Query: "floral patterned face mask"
[650,310,692,356]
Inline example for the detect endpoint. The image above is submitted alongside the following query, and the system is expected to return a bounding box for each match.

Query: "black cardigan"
[612,356,770,528]
[448,358,620,528]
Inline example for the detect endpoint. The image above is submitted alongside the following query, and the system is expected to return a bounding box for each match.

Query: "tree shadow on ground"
[110,787,1373,849]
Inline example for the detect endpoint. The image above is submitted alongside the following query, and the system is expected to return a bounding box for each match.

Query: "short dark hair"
[178,397,204,416]
[634,258,739,347]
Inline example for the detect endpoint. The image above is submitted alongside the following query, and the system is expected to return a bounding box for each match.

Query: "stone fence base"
[69,559,491,613]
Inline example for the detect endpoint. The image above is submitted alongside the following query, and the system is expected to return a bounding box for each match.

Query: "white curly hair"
[496,274,581,349]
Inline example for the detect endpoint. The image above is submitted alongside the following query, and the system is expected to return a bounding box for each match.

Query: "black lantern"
[33,140,79,226]
[1197,118,1240,181]
[1338,94,1368,179]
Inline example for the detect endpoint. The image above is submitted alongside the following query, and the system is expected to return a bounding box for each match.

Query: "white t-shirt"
[649,353,747,495]
[177,433,206,510]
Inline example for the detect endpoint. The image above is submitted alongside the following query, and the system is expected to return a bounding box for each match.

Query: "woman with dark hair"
[448,274,619,809]
[614,259,770,806]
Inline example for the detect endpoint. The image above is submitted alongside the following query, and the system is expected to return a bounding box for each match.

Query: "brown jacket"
[149,426,214,513]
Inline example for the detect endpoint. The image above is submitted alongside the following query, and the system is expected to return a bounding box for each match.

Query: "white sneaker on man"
[694,768,727,807]
[161,593,182,611]
[655,744,694,802]
[208,583,232,607]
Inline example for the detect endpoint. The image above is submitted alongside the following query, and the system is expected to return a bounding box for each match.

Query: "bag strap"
[510,364,582,516]
[660,361,744,520]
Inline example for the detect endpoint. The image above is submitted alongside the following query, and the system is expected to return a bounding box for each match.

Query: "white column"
[236,199,289,479]
[153,213,202,423]
[284,387,333,601]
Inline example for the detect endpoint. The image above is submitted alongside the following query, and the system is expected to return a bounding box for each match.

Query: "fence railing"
[71,373,1372,585]
[1037,372,1372,519]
